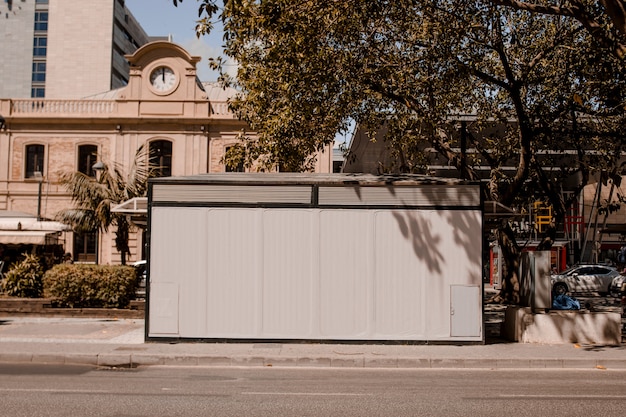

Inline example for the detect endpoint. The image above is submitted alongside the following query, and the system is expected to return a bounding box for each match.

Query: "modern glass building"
[0,0,150,99]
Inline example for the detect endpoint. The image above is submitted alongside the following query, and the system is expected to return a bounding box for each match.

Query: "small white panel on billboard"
[149,283,179,335]
[450,285,481,337]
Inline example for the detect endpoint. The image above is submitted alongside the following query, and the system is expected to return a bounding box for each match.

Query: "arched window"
[78,144,98,177]
[25,144,45,179]
[149,140,172,178]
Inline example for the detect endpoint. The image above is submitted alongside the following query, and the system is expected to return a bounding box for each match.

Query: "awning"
[112,197,147,228]
[0,231,61,245]
[0,220,71,231]
[111,197,147,214]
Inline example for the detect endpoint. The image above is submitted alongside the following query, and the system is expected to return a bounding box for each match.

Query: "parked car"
[610,274,626,297]
[133,260,146,299]
[621,281,626,317]
[551,264,620,296]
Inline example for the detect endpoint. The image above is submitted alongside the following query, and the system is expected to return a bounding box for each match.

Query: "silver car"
[551,264,620,296]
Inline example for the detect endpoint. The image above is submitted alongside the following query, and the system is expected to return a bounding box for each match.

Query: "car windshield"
[555,266,580,275]
[558,265,614,276]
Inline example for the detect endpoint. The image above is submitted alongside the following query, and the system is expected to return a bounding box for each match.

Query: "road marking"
[495,394,626,399]
[0,388,110,394]
[242,392,371,396]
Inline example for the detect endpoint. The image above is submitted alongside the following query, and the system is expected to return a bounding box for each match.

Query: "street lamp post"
[34,171,43,221]
[91,161,105,264]
[92,161,105,180]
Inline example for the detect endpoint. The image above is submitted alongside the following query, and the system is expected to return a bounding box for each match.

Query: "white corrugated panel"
[201,209,261,337]
[152,184,312,204]
[373,211,427,338]
[149,207,210,337]
[319,210,372,338]
[318,185,480,206]
[262,210,315,337]
[421,209,483,338]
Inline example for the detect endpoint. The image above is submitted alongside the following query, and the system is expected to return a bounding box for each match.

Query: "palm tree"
[56,145,151,265]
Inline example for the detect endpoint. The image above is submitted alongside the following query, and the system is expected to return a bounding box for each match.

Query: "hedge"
[43,264,138,308]
[2,253,44,298]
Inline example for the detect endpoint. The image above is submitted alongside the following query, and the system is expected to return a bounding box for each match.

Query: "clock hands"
[151,67,175,92]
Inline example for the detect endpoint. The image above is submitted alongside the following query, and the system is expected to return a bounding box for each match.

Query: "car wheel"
[553,282,568,296]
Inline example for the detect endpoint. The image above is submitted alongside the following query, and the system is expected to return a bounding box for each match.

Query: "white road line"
[496,394,626,399]
[242,392,371,396]
[0,388,110,394]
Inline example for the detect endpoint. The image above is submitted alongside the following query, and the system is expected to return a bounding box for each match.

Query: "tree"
[491,0,626,58]
[177,0,626,58]
[55,146,151,265]
[177,0,626,302]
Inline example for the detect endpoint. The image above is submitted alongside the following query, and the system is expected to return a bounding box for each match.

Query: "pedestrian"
[63,252,73,264]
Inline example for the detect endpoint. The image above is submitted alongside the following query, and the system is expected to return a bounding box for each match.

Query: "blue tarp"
[552,294,581,310]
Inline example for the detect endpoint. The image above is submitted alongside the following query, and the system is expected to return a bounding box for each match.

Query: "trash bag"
[552,294,581,310]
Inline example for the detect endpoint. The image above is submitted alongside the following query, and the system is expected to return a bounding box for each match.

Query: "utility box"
[519,251,552,311]
[145,173,484,343]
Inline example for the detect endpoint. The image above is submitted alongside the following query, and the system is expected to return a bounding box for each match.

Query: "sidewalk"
[0,317,625,370]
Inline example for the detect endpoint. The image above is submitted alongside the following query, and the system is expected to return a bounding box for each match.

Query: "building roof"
[201,83,240,102]
[149,172,480,187]
[82,88,126,100]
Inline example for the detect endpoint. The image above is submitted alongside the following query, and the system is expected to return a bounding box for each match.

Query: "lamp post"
[34,171,43,221]
[91,161,105,264]
[91,161,105,180]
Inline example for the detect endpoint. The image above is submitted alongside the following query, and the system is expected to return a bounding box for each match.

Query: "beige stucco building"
[0,41,333,265]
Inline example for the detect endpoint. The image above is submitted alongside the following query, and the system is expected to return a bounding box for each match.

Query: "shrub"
[43,264,138,308]
[2,253,44,298]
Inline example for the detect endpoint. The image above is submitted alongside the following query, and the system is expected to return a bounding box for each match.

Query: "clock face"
[149,66,178,93]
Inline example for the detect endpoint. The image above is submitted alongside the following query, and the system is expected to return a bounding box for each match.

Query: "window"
[33,36,47,56]
[31,62,46,82]
[149,140,172,177]
[78,145,98,177]
[31,87,45,98]
[34,11,48,31]
[25,144,45,178]
[74,232,97,263]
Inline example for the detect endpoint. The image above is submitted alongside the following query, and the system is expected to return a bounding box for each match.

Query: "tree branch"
[490,0,626,58]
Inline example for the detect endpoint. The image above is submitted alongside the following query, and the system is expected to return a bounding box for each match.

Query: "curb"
[2,352,624,370]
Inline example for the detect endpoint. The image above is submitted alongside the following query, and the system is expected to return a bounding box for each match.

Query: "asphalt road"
[0,364,625,416]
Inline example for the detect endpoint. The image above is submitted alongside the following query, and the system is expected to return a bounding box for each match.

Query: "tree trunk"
[115,219,130,266]
[492,221,522,304]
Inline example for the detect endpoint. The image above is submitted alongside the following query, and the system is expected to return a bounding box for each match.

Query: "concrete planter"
[0,297,144,319]
[503,306,622,345]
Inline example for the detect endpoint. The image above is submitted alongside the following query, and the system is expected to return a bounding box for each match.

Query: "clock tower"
[123,41,207,102]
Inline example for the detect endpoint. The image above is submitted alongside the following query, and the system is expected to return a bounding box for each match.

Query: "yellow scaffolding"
[533,201,552,233]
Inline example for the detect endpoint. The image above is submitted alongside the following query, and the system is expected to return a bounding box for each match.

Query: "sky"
[125,0,227,82]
